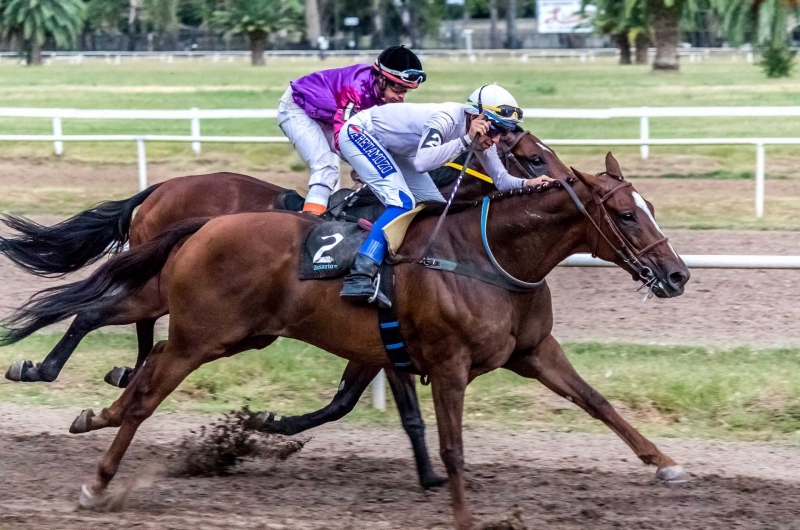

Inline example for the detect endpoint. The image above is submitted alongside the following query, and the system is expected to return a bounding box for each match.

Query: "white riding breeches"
[277,87,340,191]
[338,115,444,209]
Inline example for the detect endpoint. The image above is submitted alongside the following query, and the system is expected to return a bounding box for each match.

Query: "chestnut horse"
[3,153,690,528]
[2,129,557,386]
[1,132,561,491]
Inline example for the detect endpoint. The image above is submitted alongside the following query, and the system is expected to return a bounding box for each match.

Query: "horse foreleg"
[385,369,446,489]
[80,340,203,507]
[430,362,472,530]
[247,360,380,435]
[104,318,157,388]
[504,334,689,483]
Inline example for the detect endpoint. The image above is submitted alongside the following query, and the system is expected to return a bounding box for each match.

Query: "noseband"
[560,176,669,282]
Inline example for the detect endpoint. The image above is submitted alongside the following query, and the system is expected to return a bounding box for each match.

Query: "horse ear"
[570,167,596,189]
[604,152,623,179]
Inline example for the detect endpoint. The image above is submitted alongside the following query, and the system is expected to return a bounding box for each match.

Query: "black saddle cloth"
[298,221,369,280]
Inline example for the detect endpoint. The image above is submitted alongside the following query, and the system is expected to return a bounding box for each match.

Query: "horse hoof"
[245,411,290,434]
[70,409,95,434]
[5,360,34,382]
[656,465,690,484]
[78,483,106,509]
[421,474,448,490]
[104,366,134,388]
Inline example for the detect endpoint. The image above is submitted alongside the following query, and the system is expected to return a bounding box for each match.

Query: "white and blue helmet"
[466,84,523,131]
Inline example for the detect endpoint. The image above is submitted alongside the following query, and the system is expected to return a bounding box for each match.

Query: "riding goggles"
[483,104,523,121]
[378,65,428,86]
[485,123,507,138]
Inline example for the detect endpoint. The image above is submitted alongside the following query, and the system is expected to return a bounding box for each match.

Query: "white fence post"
[52,116,63,156]
[137,138,148,191]
[755,142,765,218]
[191,108,201,154]
[372,369,386,411]
[639,115,649,160]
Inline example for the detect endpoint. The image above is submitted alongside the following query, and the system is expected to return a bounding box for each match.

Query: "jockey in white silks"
[338,84,554,306]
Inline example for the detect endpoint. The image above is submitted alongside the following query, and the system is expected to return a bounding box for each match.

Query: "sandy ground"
[0,402,799,530]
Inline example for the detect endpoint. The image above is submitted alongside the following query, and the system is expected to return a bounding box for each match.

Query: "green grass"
[2,332,799,442]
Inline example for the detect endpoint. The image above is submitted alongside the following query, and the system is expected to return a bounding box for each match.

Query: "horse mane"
[416,176,577,219]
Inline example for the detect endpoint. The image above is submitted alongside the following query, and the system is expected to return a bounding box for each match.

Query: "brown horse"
[2,130,556,385]
[1,132,561,491]
[4,153,690,528]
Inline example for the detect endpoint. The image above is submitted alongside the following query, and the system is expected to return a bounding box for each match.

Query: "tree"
[212,0,303,65]
[305,0,321,47]
[506,0,518,48]
[713,0,800,77]
[647,0,684,70]
[0,0,87,64]
[583,0,648,64]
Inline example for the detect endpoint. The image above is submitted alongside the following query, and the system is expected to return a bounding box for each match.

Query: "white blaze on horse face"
[536,142,552,154]
[632,191,678,258]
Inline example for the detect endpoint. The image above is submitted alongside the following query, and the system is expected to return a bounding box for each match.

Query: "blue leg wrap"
[358,206,409,264]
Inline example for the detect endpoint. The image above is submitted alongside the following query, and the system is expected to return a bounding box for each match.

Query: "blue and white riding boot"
[340,206,407,308]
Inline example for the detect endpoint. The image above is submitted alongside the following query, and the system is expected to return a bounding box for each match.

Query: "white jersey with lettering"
[358,102,527,191]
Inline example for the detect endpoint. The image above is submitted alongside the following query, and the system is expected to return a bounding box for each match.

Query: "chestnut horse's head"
[570,152,689,298]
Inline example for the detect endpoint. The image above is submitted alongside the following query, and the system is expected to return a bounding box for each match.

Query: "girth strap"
[377,264,417,373]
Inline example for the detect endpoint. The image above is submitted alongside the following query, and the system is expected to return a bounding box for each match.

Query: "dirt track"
[0,403,799,530]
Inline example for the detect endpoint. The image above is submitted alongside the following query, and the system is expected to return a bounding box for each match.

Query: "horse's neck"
[477,189,589,283]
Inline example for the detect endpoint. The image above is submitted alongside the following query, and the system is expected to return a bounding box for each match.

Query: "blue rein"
[480,196,545,290]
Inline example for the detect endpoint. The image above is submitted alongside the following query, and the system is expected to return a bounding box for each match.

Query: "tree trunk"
[371,0,384,48]
[306,0,321,47]
[128,0,142,52]
[634,32,649,64]
[27,41,42,66]
[651,3,680,71]
[250,32,267,66]
[489,0,499,49]
[506,0,517,49]
[615,33,631,65]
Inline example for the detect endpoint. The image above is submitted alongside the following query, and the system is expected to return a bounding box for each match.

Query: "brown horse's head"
[571,152,689,298]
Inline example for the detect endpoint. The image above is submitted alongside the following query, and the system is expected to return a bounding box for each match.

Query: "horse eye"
[529,156,544,166]
[620,212,635,222]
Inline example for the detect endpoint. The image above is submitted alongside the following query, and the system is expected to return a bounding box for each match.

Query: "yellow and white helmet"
[466,84,523,131]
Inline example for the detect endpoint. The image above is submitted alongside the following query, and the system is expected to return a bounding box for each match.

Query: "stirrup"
[367,273,391,309]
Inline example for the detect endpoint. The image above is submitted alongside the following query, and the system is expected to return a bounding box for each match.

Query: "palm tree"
[713,0,800,76]
[584,0,648,64]
[212,0,303,65]
[0,0,87,64]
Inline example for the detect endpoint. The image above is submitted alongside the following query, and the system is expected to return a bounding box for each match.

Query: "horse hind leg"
[104,318,157,388]
[6,306,116,383]
[79,339,206,507]
[504,334,689,484]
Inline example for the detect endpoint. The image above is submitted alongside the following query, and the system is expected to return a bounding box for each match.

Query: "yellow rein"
[444,162,494,184]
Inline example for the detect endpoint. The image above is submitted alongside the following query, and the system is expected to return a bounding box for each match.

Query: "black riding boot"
[340,254,391,308]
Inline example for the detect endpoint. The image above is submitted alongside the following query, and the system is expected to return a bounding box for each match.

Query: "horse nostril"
[669,270,689,288]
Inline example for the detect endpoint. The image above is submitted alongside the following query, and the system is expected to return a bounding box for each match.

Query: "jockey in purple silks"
[277,46,427,215]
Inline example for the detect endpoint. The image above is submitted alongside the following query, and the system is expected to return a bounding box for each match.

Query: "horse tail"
[0,183,163,277]
[0,218,208,346]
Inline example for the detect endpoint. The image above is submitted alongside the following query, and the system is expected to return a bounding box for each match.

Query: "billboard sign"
[537,0,595,34]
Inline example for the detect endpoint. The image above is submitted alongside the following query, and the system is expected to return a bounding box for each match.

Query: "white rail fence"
[0,105,796,217]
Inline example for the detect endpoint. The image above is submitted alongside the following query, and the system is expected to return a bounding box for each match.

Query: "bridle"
[498,134,670,283]
[560,176,669,284]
